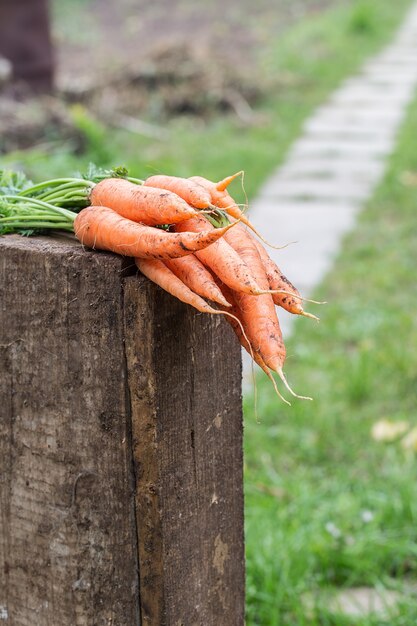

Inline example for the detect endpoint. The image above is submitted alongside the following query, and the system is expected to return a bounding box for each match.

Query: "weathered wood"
[0,235,245,625]
[0,236,140,626]
[124,278,245,625]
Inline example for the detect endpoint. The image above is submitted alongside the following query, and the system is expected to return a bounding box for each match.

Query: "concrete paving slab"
[250,203,359,274]
[303,125,396,140]
[302,586,417,620]
[257,179,370,201]
[278,158,385,179]
[289,138,390,159]
[312,105,404,123]
[276,165,383,186]
[329,91,412,107]
[364,72,417,86]
[332,81,414,98]
[304,122,401,141]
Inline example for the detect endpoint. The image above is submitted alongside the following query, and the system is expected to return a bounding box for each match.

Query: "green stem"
[0,214,66,223]
[1,221,74,231]
[1,195,77,220]
[39,182,93,201]
[204,209,230,228]
[55,198,88,205]
[57,193,88,201]
[39,194,88,207]
[18,178,93,197]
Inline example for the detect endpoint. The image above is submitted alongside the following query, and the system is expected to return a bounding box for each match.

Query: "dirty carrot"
[190,174,281,249]
[165,255,231,307]
[190,174,244,217]
[74,206,238,260]
[252,237,319,321]
[226,232,285,371]
[219,282,290,405]
[175,215,272,296]
[135,258,253,336]
[90,177,198,225]
[143,175,213,209]
[224,224,312,400]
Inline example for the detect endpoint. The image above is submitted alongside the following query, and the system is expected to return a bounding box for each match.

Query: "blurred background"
[1,0,392,189]
[1,1,417,624]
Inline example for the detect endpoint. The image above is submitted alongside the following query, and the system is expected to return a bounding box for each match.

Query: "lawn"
[1,0,416,623]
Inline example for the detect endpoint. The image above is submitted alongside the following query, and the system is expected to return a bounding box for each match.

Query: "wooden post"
[0,236,245,625]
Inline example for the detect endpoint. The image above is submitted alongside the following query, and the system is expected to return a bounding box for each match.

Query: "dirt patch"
[0,93,83,154]
[0,0,340,151]
[54,0,339,120]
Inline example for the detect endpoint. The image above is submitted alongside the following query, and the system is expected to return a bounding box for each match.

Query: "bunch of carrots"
[0,166,319,404]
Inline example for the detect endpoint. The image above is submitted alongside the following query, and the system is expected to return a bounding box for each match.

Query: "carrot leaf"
[0,169,33,196]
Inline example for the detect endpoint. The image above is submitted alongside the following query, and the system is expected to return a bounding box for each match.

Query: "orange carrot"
[215,171,243,192]
[90,177,198,225]
[175,215,272,296]
[224,224,312,400]
[190,174,243,217]
[189,174,278,248]
[252,238,319,321]
[165,255,231,307]
[74,206,238,260]
[143,175,213,209]
[135,259,251,335]
[218,282,290,405]
[135,258,222,313]
[231,272,284,371]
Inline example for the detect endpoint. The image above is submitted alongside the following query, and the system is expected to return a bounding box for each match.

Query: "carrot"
[135,258,252,336]
[223,224,312,400]
[175,215,274,296]
[215,171,243,192]
[219,223,284,368]
[190,174,282,249]
[165,255,231,308]
[218,282,290,405]
[190,174,244,218]
[252,238,319,321]
[74,206,238,260]
[143,175,213,209]
[90,177,198,225]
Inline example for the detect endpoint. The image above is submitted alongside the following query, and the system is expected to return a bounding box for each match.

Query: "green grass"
[244,92,417,625]
[1,0,413,203]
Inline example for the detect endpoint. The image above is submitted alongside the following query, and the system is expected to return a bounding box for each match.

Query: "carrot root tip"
[300,311,320,322]
[268,373,291,406]
[216,171,244,192]
[277,368,313,401]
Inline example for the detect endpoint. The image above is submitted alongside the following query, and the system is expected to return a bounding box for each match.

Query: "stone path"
[248,1,417,347]
[302,583,417,620]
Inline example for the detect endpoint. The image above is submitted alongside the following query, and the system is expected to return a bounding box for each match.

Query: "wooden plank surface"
[1,235,245,626]
[0,236,140,625]
[124,277,245,626]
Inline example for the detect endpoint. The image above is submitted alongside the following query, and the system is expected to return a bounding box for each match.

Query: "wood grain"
[0,235,245,625]
[0,236,140,625]
[124,277,245,625]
